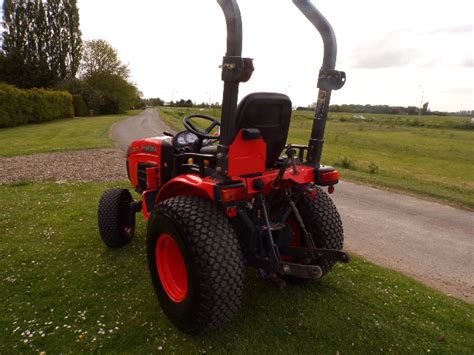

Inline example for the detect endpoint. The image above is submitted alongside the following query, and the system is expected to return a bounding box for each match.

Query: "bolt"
[217,153,223,159]
[216,167,222,173]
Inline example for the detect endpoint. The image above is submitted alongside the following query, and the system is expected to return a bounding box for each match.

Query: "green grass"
[0,110,142,157]
[0,182,472,353]
[159,108,474,208]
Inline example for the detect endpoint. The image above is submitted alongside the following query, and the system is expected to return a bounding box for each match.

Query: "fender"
[141,175,216,220]
[156,174,216,205]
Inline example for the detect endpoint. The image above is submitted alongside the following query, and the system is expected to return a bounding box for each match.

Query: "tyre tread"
[98,188,134,248]
[297,186,344,275]
[151,196,244,333]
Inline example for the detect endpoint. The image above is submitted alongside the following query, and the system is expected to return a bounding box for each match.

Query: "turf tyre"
[98,188,135,248]
[147,195,244,334]
[285,186,344,282]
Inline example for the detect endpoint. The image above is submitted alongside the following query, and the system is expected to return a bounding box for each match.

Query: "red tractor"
[98,0,348,334]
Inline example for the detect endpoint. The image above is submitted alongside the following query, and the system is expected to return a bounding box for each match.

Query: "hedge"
[0,83,74,127]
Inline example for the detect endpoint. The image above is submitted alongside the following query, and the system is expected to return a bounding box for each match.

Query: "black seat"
[234,92,292,168]
[199,93,292,167]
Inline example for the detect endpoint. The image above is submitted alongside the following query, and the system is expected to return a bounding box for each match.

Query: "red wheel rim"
[155,233,189,303]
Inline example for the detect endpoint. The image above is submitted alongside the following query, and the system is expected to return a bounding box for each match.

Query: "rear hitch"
[251,257,323,280]
[278,246,350,264]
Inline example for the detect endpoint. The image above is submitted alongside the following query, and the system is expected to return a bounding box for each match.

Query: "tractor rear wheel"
[146,196,244,334]
[98,188,136,248]
[285,186,344,282]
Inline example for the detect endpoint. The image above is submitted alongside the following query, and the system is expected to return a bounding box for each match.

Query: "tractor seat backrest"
[235,92,292,168]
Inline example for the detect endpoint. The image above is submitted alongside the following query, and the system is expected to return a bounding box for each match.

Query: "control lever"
[272,148,297,190]
[287,148,298,174]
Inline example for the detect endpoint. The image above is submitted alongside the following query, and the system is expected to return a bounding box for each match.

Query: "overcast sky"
[78,0,473,112]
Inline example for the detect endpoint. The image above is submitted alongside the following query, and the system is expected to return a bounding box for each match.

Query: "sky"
[77,0,473,112]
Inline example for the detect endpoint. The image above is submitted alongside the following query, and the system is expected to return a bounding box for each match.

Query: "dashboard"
[172,131,200,151]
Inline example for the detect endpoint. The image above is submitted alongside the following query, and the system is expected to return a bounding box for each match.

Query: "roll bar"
[216,0,242,57]
[215,0,346,174]
[217,0,338,68]
[292,0,336,70]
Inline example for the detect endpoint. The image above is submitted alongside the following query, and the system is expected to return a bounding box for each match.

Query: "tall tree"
[64,0,81,78]
[35,0,50,84]
[81,39,130,79]
[1,0,29,86]
[46,0,62,84]
[1,0,82,88]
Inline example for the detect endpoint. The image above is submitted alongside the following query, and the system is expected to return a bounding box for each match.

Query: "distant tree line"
[328,104,424,115]
[143,97,164,107]
[296,103,469,117]
[0,0,141,117]
[142,98,222,109]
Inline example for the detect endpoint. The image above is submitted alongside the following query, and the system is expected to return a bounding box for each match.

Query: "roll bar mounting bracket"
[220,56,254,83]
[318,69,346,90]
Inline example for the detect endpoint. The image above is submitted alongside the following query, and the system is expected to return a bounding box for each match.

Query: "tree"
[64,0,82,78]
[47,0,81,82]
[80,39,129,79]
[74,39,137,114]
[85,72,140,114]
[0,0,82,88]
[144,97,164,107]
[0,0,29,87]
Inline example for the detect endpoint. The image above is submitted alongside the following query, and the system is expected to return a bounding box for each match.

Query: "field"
[0,182,472,353]
[0,110,141,157]
[159,108,474,208]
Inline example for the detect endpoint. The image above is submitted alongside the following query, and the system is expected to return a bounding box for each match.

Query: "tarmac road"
[111,109,473,303]
[111,108,174,152]
[331,182,473,303]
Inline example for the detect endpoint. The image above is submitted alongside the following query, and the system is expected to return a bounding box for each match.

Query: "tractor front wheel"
[146,196,244,334]
[98,188,136,248]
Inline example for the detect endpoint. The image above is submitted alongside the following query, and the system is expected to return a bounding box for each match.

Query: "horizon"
[146,98,473,115]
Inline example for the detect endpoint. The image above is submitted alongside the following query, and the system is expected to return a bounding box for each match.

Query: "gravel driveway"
[0,108,170,185]
[0,148,127,184]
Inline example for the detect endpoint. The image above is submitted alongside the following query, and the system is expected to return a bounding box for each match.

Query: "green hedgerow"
[0,82,74,127]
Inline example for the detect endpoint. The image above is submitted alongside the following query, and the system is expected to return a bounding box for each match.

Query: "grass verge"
[159,108,474,208]
[0,182,472,353]
[0,110,142,157]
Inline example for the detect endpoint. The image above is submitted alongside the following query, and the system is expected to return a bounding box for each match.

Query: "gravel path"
[0,109,173,185]
[0,148,127,184]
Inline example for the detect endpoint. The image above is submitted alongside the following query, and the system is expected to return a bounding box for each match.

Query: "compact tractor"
[98,0,348,334]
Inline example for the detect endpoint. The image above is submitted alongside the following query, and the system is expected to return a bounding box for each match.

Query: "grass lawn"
[0,182,472,353]
[0,110,142,157]
[159,107,474,208]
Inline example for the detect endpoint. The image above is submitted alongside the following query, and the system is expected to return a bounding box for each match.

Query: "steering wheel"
[183,114,221,139]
